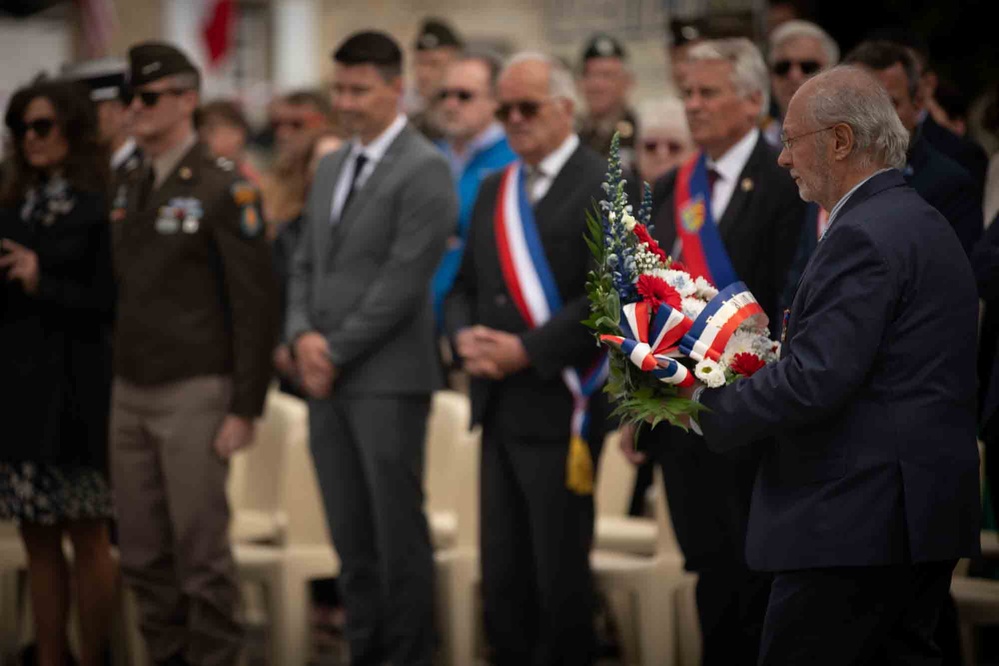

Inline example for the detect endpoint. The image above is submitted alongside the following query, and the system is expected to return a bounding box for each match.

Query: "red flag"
[202,0,236,67]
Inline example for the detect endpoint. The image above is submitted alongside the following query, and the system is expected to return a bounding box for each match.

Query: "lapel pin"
[741,177,754,192]
[179,166,193,181]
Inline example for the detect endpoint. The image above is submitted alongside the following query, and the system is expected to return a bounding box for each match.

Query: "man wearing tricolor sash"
[445,53,610,666]
[620,38,805,666]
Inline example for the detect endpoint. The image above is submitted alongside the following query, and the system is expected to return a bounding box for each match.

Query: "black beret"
[61,57,131,102]
[128,41,199,88]
[581,33,627,62]
[415,18,462,51]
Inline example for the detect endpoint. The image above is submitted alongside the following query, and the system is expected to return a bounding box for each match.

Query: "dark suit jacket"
[700,170,982,571]
[650,133,805,327]
[920,113,989,202]
[445,143,609,441]
[907,133,983,257]
[286,125,456,396]
[972,217,999,436]
[0,189,114,468]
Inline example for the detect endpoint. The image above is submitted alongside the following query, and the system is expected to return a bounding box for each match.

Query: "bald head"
[790,65,909,170]
[497,53,576,166]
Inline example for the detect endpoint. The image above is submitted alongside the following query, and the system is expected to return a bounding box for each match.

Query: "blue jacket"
[700,170,981,571]
[432,134,516,330]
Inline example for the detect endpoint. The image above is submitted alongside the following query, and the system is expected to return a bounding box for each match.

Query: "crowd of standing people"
[1,6,999,666]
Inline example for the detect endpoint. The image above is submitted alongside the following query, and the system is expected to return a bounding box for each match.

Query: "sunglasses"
[437,88,477,103]
[495,99,550,122]
[642,138,685,155]
[134,88,190,107]
[772,59,822,77]
[14,118,56,139]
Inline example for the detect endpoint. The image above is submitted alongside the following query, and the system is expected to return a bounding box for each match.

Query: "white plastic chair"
[592,442,690,666]
[594,429,657,557]
[232,390,341,666]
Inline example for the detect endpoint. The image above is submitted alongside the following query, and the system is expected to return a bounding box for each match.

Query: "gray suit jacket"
[286,124,456,395]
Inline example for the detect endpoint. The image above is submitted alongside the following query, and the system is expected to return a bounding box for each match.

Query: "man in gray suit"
[285,31,456,666]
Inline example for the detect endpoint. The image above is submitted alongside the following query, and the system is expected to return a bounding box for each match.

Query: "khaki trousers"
[110,375,241,666]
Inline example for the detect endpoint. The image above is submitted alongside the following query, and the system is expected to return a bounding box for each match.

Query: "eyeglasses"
[495,99,550,122]
[134,88,190,107]
[14,118,56,139]
[642,138,685,155]
[772,59,822,77]
[780,125,838,151]
[437,88,478,103]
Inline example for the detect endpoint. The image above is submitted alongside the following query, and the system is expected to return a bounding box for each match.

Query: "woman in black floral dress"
[0,80,116,666]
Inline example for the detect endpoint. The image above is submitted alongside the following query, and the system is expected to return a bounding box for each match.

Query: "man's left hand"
[475,328,530,376]
[213,414,256,460]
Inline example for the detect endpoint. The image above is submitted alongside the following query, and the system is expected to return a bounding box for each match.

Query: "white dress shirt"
[329,113,408,224]
[527,133,581,204]
[111,137,137,171]
[706,127,760,222]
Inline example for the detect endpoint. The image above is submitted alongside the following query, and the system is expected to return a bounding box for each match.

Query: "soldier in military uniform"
[110,42,277,666]
[61,57,143,182]
[407,17,464,141]
[577,33,639,170]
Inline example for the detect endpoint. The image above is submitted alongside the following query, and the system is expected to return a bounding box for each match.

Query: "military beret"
[61,57,131,103]
[128,42,199,88]
[581,33,628,62]
[414,18,462,51]
[668,18,704,48]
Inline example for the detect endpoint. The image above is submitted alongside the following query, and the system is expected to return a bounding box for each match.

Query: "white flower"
[608,211,617,222]
[694,276,719,300]
[651,268,697,297]
[622,212,637,231]
[695,359,726,388]
[681,297,706,320]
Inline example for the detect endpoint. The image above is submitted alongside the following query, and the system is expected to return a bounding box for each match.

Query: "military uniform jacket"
[112,141,277,417]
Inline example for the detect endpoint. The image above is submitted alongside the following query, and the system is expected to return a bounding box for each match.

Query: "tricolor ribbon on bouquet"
[599,301,695,387]
[494,162,608,495]
[679,281,768,362]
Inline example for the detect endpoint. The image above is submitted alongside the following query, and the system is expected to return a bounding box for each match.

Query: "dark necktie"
[707,167,721,198]
[341,152,369,219]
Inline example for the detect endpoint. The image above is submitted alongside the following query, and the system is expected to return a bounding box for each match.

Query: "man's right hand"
[294,332,335,399]
[618,422,646,465]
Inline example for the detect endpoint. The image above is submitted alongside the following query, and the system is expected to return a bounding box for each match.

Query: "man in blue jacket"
[695,65,981,664]
[433,51,516,333]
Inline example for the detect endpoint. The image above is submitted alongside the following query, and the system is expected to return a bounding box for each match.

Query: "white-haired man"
[764,20,839,147]
[622,37,805,666]
[445,52,609,665]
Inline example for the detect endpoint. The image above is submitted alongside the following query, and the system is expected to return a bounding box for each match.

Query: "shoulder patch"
[231,180,263,238]
[230,181,258,206]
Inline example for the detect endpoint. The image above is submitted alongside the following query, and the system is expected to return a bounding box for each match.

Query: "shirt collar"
[707,128,759,184]
[535,133,580,178]
[466,122,506,157]
[351,113,408,163]
[824,168,893,232]
[111,137,137,170]
[152,131,197,186]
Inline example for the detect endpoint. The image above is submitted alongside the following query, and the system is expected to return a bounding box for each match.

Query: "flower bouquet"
[584,134,779,429]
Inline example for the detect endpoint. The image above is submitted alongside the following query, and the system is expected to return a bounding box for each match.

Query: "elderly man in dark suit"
[445,52,609,666]
[285,31,456,666]
[621,37,805,666]
[694,64,981,664]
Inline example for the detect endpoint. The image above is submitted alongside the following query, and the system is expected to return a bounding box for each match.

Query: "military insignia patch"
[240,204,262,238]
[110,184,128,222]
[230,181,258,207]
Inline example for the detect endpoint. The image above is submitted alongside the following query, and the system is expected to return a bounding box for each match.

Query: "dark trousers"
[479,421,602,666]
[648,427,770,666]
[308,395,435,666]
[760,561,957,665]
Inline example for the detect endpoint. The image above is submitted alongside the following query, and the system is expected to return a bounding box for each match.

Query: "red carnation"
[633,224,669,263]
[669,260,687,273]
[730,352,766,377]
[636,274,682,311]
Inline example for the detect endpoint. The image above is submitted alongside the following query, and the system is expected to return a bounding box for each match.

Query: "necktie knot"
[707,167,721,193]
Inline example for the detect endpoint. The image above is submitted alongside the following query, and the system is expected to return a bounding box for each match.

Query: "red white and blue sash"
[600,301,695,387]
[674,152,738,289]
[494,162,608,494]
[679,281,768,362]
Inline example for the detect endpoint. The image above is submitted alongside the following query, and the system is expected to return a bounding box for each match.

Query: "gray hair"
[636,96,690,138]
[805,65,909,170]
[686,38,770,120]
[768,20,840,66]
[502,52,577,107]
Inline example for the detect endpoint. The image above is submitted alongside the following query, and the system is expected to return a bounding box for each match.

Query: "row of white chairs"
[0,388,702,665]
